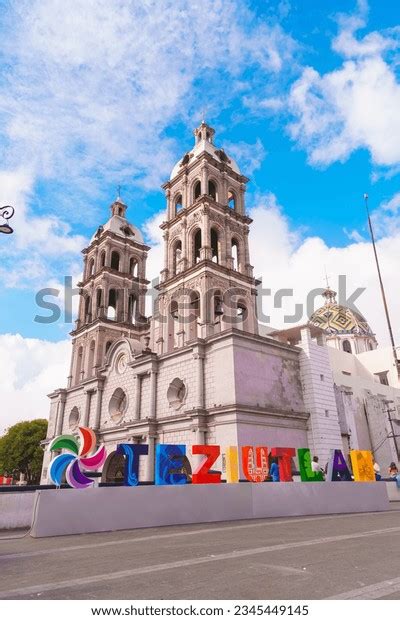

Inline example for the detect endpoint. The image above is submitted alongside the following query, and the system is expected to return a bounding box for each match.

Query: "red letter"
[270,447,296,482]
[242,446,269,482]
[192,445,221,484]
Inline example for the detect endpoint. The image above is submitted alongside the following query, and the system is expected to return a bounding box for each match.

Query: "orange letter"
[242,446,269,482]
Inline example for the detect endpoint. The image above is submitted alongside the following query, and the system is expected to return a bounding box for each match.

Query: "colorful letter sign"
[225,446,239,483]
[47,426,378,490]
[192,445,221,484]
[48,426,106,489]
[327,449,352,482]
[270,447,296,482]
[155,444,187,486]
[242,446,269,483]
[297,448,324,482]
[349,450,375,482]
[117,444,149,486]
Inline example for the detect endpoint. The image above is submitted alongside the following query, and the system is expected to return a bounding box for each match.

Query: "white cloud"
[0,0,296,292]
[288,3,400,168]
[222,138,267,175]
[0,0,295,191]
[0,334,70,434]
[0,169,87,289]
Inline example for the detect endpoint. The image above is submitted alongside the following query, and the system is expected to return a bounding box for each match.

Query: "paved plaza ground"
[1,508,400,600]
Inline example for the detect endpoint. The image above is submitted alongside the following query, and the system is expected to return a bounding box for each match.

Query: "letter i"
[225,446,239,483]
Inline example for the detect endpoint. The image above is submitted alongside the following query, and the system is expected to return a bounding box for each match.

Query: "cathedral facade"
[41,122,400,483]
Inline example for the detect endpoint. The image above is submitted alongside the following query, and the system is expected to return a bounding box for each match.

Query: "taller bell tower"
[152,121,259,354]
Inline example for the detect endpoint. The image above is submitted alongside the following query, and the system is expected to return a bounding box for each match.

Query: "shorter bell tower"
[68,195,150,387]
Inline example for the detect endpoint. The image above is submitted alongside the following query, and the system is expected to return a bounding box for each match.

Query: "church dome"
[309,287,374,336]
[170,121,240,180]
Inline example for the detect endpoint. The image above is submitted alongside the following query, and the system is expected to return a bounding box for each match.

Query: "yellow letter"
[350,450,375,482]
[225,446,239,483]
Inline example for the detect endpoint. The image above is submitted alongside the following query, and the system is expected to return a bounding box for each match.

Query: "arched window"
[75,346,83,384]
[129,257,138,277]
[107,289,117,320]
[231,238,239,270]
[187,291,200,341]
[109,388,127,424]
[193,229,202,264]
[175,194,183,214]
[236,300,247,330]
[172,240,182,275]
[105,340,113,355]
[88,258,95,277]
[214,290,223,322]
[96,288,102,317]
[343,339,352,353]
[211,228,219,263]
[208,180,217,201]
[128,294,137,324]
[88,340,95,377]
[111,251,120,271]
[228,190,236,210]
[84,294,91,323]
[170,299,179,321]
[100,251,106,268]
[194,180,201,201]
[69,406,80,431]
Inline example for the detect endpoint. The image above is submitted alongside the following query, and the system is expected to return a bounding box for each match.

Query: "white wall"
[0,492,35,529]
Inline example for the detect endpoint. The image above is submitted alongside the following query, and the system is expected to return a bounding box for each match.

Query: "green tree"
[0,419,48,484]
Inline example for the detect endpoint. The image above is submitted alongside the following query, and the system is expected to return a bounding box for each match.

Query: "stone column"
[149,363,158,419]
[94,383,104,430]
[166,188,172,219]
[55,391,67,436]
[193,345,205,410]
[201,208,211,261]
[201,164,208,195]
[181,216,188,270]
[243,227,251,276]
[183,175,189,209]
[83,389,95,427]
[134,374,141,421]
[224,217,231,268]
[238,183,245,215]
[145,433,157,483]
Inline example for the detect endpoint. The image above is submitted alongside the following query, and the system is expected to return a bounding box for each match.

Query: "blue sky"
[0,0,400,430]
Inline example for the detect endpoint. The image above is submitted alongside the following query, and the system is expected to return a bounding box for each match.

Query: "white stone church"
[41,122,400,483]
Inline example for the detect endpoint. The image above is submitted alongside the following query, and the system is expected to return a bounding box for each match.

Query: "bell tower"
[68,194,150,387]
[152,121,259,354]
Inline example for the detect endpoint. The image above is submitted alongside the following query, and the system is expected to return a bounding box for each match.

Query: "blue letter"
[155,444,187,486]
[117,444,148,486]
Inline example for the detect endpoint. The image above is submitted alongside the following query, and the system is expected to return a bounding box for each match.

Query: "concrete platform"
[30,481,390,538]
